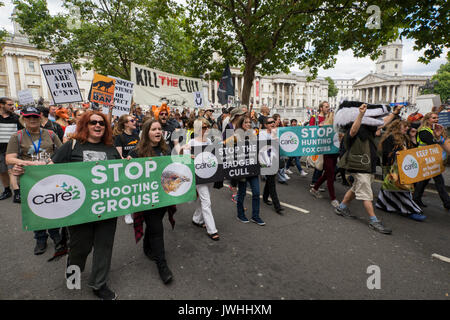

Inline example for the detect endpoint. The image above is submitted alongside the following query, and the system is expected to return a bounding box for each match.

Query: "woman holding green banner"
[50,111,121,300]
[128,119,174,285]
[375,119,425,221]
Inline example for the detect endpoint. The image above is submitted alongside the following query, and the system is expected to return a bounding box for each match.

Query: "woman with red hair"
[51,111,121,299]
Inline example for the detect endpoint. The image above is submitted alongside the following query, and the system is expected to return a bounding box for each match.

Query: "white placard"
[193,91,204,109]
[131,62,202,108]
[108,76,134,116]
[17,90,35,106]
[41,62,83,104]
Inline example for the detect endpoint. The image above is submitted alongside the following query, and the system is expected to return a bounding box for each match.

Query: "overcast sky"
[1,0,448,81]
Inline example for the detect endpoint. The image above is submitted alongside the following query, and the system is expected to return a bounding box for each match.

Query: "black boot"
[156,259,173,284]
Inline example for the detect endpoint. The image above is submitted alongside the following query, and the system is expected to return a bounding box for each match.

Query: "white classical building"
[329,78,357,109]
[205,67,329,121]
[0,11,93,105]
[353,40,430,105]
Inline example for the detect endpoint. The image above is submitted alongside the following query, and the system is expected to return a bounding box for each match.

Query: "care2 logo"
[279,131,299,153]
[27,175,86,219]
[402,155,420,179]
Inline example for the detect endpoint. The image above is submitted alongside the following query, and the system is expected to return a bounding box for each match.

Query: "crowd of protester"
[0,95,449,300]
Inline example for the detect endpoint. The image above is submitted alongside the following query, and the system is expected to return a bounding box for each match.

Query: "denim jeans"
[311,168,323,184]
[286,157,304,173]
[34,228,61,244]
[237,176,260,219]
[278,168,287,182]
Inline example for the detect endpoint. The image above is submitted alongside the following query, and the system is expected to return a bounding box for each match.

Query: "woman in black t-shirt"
[128,119,174,285]
[113,114,140,224]
[52,111,121,300]
[113,114,140,159]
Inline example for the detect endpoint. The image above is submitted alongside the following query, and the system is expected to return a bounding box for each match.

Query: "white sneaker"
[285,175,291,180]
[286,169,294,174]
[124,214,134,225]
[331,200,340,208]
[300,171,308,177]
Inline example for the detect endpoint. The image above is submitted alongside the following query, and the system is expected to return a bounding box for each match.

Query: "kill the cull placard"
[41,63,83,104]
[90,73,116,106]
[20,156,196,231]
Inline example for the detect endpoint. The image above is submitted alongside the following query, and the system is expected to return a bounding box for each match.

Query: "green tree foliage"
[186,0,449,105]
[0,1,7,43]
[325,77,338,98]
[12,0,202,79]
[422,57,450,102]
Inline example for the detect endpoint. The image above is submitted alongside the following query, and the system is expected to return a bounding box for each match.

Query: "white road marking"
[431,253,450,264]
[224,184,310,214]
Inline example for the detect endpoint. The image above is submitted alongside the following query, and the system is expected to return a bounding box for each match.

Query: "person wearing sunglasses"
[180,118,220,241]
[6,106,63,254]
[258,117,284,217]
[48,111,121,300]
[0,97,23,202]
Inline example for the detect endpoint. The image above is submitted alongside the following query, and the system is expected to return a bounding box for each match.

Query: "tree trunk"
[241,57,258,107]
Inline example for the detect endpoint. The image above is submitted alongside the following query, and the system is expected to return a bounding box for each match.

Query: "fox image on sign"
[90,74,116,106]
[92,80,115,92]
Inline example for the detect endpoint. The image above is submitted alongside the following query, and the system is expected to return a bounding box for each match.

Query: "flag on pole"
[217,64,234,105]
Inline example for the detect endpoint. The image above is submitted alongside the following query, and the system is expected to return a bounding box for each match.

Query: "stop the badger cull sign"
[397,144,445,185]
[20,156,196,231]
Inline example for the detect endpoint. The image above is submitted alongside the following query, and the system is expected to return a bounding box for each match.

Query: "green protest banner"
[20,155,196,231]
[277,125,340,156]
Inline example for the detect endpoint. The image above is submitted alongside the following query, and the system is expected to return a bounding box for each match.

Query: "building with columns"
[329,78,357,109]
[0,10,93,104]
[353,40,430,105]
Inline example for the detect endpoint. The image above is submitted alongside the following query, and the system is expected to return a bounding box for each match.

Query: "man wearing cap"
[223,107,246,139]
[0,97,23,201]
[6,106,63,254]
[204,107,217,129]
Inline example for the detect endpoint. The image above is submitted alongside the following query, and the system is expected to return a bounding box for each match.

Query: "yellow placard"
[397,144,445,184]
[90,73,116,106]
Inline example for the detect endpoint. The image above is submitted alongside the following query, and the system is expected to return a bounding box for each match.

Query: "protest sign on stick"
[108,76,134,116]
[17,90,35,106]
[90,73,116,106]
[41,63,83,104]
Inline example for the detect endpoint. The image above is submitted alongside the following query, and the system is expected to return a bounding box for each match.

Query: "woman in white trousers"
[179,117,219,241]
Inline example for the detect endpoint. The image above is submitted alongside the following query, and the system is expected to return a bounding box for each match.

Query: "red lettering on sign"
[159,76,166,86]
[173,79,178,87]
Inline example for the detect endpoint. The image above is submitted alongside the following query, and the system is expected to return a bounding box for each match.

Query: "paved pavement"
[1,166,449,300]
